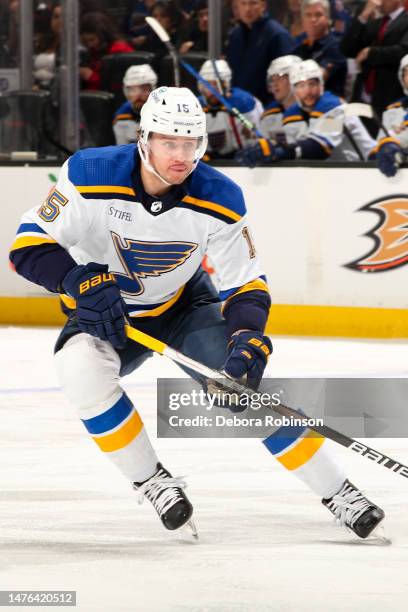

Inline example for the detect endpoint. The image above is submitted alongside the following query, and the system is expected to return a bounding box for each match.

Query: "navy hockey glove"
[62,262,127,349]
[377,141,404,177]
[234,139,290,168]
[223,331,272,391]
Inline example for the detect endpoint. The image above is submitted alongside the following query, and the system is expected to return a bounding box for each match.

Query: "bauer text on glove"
[223,331,272,390]
[62,262,127,349]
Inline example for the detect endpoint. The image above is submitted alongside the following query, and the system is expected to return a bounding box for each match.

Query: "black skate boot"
[322,479,385,539]
[133,463,196,536]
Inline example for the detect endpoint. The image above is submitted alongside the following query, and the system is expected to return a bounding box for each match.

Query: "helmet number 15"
[177,104,190,113]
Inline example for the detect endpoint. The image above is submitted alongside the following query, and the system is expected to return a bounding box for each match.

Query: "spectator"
[80,11,134,90]
[340,0,408,116]
[33,2,62,90]
[179,0,209,54]
[283,0,305,37]
[0,0,19,67]
[113,64,158,145]
[197,58,263,158]
[330,0,352,34]
[133,1,185,62]
[225,0,294,103]
[123,0,155,42]
[235,59,376,166]
[260,55,301,140]
[293,0,348,96]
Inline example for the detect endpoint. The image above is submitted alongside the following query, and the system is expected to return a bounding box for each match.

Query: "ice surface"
[1,327,408,612]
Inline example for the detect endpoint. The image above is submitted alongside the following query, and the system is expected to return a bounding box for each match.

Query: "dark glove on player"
[234,139,287,168]
[377,142,404,177]
[62,262,127,349]
[223,331,272,391]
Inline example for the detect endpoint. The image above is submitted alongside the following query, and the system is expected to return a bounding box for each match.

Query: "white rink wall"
[2,163,408,309]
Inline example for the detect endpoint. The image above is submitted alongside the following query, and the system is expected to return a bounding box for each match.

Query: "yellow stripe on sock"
[276,430,325,470]
[92,411,143,452]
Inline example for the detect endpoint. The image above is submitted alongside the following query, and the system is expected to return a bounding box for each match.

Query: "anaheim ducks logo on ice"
[345,195,408,273]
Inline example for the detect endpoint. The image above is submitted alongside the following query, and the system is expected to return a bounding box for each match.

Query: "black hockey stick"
[145,16,264,139]
[125,325,408,481]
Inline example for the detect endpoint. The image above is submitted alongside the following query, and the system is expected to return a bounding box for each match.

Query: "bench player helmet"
[123,64,158,99]
[199,59,232,91]
[267,55,302,82]
[139,86,208,183]
[289,59,324,88]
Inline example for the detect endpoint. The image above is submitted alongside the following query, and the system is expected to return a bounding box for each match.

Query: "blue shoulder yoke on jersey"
[113,101,139,122]
[68,144,137,201]
[283,102,305,125]
[312,91,342,115]
[182,161,247,224]
[283,91,341,124]
[262,101,284,119]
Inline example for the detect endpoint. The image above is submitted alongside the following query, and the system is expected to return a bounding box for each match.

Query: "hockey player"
[376,54,408,177]
[197,59,263,159]
[260,55,302,142]
[113,64,158,145]
[10,86,384,539]
[236,59,376,167]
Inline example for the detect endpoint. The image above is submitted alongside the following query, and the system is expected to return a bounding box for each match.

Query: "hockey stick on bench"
[145,16,265,140]
[125,324,408,481]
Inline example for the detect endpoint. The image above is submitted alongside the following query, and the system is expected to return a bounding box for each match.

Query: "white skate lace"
[328,483,371,529]
[136,468,187,517]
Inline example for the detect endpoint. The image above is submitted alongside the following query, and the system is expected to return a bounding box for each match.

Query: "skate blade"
[366,523,392,546]
[186,518,199,540]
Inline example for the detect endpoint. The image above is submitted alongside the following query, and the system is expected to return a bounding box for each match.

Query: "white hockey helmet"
[123,64,158,88]
[289,59,324,88]
[267,55,302,82]
[199,59,232,90]
[398,54,408,95]
[139,87,208,183]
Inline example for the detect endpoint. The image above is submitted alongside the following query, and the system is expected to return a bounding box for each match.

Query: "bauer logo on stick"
[345,195,408,273]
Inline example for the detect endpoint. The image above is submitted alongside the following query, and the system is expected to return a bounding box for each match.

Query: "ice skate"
[134,463,197,538]
[322,479,385,540]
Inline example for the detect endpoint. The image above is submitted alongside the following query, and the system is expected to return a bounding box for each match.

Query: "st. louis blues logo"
[345,195,408,273]
[111,232,198,295]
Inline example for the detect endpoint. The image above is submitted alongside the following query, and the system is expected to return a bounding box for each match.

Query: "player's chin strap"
[138,141,173,187]
[124,324,408,482]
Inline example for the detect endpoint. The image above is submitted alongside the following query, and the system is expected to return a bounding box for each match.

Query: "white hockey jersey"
[112,102,140,145]
[10,145,268,317]
[378,97,408,148]
[283,92,376,161]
